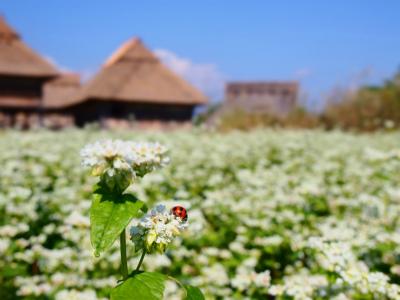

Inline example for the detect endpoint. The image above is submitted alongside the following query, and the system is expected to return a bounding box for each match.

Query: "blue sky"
[1,1,399,108]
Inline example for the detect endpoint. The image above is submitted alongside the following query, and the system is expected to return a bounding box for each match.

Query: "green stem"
[135,249,146,271]
[120,228,128,279]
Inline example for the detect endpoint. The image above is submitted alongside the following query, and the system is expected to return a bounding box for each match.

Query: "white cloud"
[293,68,312,80]
[78,68,97,82]
[155,49,226,102]
[43,55,72,73]
[44,55,96,82]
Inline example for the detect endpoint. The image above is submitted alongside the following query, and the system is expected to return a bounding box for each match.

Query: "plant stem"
[135,249,146,271]
[120,228,128,279]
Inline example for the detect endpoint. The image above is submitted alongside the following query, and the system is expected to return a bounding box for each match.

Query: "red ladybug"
[171,206,188,221]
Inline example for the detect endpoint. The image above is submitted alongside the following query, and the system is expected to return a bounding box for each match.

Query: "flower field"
[1,129,400,300]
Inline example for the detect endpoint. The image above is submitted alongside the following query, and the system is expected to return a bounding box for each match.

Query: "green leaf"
[140,203,149,214]
[184,285,205,300]
[90,193,143,256]
[111,272,167,300]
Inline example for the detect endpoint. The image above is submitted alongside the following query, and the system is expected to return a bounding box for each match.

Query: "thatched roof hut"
[50,38,207,126]
[43,73,80,108]
[0,16,59,128]
[0,16,57,78]
[0,16,207,127]
[53,37,206,108]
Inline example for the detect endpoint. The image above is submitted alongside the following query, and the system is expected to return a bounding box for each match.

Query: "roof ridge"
[0,15,20,41]
[0,16,58,77]
[48,38,207,108]
[103,37,158,67]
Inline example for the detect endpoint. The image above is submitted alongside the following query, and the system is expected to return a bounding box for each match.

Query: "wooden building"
[42,73,80,128]
[0,16,58,128]
[46,38,207,127]
[225,81,298,116]
[0,16,207,128]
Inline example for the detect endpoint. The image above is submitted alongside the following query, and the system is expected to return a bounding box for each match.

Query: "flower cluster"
[130,205,188,254]
[308,238,400,299]
[231,263,271,292]
[80,140,169,191]
[2,130,400,299]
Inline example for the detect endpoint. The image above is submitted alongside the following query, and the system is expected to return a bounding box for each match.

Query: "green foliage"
[110,272,166,300]
[90,190,144,257]
[216,107,320,131]
[87,141,204,299]
[184,285,205,300]
[109,272,205,300]
[323,71,400,131]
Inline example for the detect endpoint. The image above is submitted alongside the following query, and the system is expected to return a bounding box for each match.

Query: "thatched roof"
[55,38,207,108]
[0,16,58,77]
[43,73,81,108]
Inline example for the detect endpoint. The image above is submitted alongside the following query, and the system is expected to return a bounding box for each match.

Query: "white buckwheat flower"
[130,204,188,254]
[80,140,169,191]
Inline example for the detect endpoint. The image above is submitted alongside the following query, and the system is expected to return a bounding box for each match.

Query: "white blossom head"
[130,204,188,254]
[80,139,169,192]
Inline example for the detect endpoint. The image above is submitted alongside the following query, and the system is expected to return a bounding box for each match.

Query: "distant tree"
[322,70,400,131]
